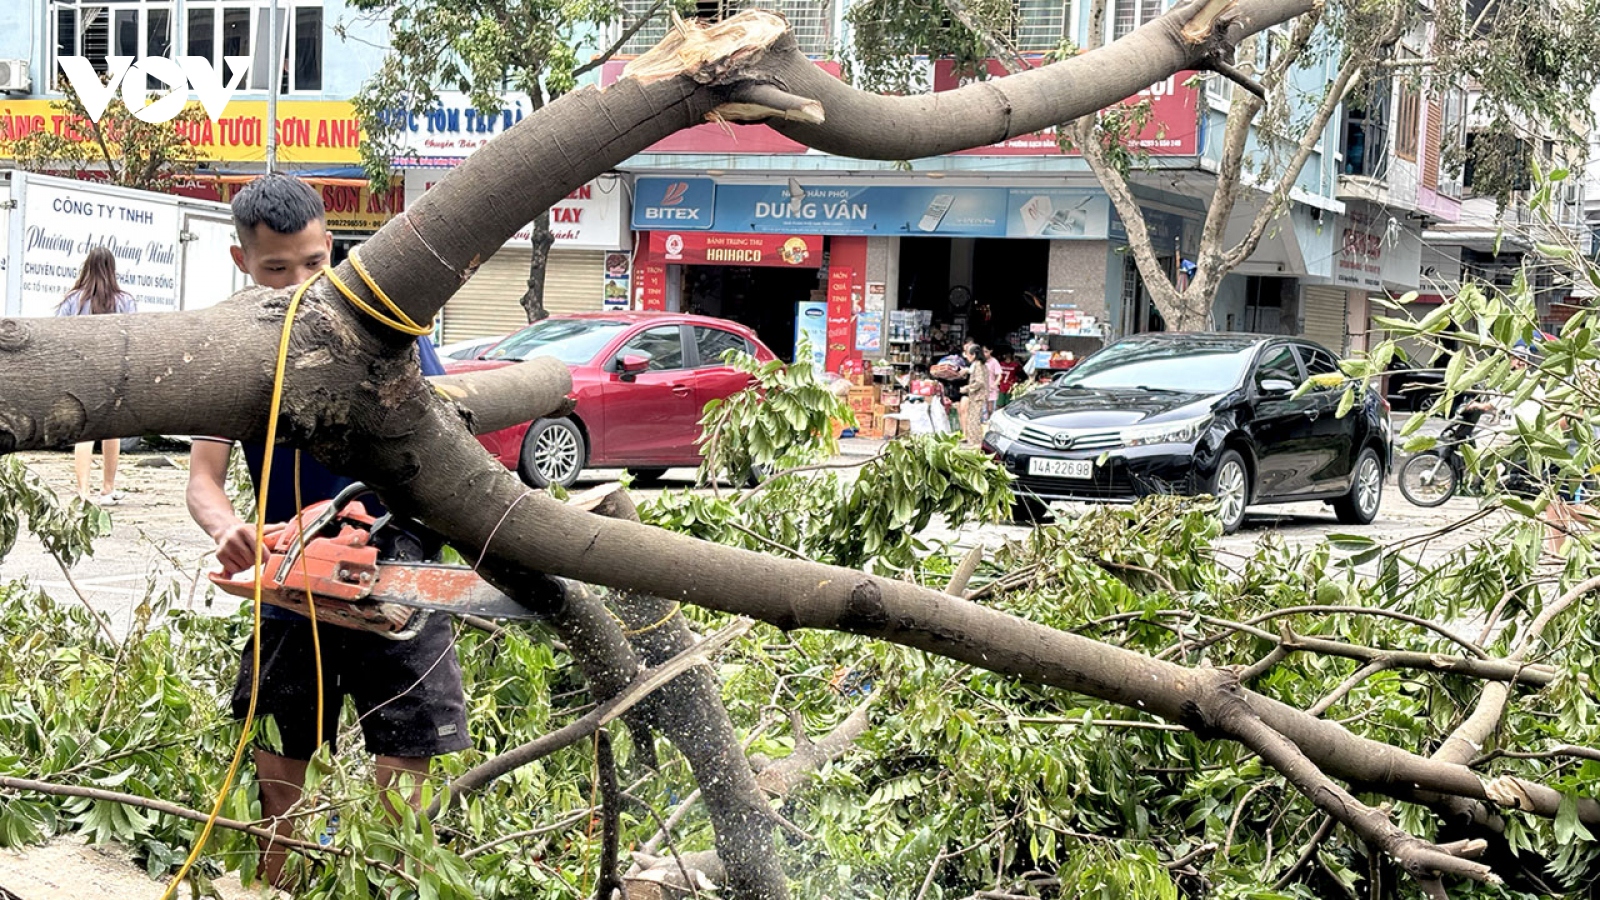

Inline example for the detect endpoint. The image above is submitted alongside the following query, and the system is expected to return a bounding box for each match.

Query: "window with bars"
[1394,82,1420,161]
[1437,86,1466,198]
[49,0,321,94]
[1110,0,1163,42]
[54,0,173,80]
[1206,71,1233,104]
[182,1,322,93]
[619,0,832,56]
[1015,0,1075,52]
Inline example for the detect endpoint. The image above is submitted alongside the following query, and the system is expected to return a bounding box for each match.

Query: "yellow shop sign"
[0,99,365,165]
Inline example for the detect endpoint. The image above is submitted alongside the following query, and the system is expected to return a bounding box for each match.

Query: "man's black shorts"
[231,612,471,761]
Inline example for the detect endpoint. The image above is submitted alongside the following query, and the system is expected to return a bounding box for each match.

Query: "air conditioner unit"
[0,60,31,93]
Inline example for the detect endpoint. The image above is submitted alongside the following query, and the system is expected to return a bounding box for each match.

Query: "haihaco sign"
[645,231,822,267]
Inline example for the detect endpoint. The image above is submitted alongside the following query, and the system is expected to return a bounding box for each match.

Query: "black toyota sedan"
[983,333,1391,533]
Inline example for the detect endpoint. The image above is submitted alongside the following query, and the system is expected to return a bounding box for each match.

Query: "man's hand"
[214,522,287,577]
[188,439,289,577]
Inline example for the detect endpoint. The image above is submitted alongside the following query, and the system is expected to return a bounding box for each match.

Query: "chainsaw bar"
[367,563,542,620]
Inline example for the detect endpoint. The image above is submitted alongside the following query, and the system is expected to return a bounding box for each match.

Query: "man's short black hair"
[232,172,326,246]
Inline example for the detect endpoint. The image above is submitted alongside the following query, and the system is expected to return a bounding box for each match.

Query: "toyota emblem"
[1051,432,1075,450]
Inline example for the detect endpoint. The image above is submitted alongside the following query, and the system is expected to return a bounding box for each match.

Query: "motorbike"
[1397,407,1487,507]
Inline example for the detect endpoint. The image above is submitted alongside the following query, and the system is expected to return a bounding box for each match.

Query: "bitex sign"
[630,177,715,231]
[58,56,251,124]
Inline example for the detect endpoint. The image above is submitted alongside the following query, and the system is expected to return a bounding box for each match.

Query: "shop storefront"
[633,230,825,356]
[629,175,1122,372]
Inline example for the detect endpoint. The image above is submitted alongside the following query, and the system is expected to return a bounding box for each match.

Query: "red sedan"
[445,312,779,487]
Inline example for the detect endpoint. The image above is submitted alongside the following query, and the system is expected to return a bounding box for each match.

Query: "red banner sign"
[645,231,822,268]
[602,58,1199,157]
[634,263,668,311]
[933,61,1201,156]
[825,267,857,375]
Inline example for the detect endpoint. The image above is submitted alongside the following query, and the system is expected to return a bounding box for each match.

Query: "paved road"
[0,430,1503,639]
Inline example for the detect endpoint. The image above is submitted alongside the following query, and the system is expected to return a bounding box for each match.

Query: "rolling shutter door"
[1300,285,1348,355]
[441,248,607,343]
[542,249,606,316]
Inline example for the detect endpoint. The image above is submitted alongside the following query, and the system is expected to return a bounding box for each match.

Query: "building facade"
[10,0,1558,361]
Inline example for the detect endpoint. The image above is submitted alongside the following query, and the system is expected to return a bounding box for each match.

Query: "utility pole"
[264,0,283,172]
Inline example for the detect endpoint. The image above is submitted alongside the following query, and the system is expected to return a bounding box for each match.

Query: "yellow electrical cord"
[160,275,319,899]
[325,252,433,337]
[293,450,328,753]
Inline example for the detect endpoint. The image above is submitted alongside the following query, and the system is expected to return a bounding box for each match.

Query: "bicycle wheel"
[1399,452,1458,507]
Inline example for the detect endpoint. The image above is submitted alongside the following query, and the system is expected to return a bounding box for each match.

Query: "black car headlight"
[1120,415,1211,447]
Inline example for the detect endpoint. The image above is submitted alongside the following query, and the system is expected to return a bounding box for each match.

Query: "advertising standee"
[795,300,828,368]
[825,267,857,374]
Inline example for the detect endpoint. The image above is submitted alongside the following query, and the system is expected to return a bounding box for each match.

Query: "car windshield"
[483,319,630,365]
[1055,340,1255,393]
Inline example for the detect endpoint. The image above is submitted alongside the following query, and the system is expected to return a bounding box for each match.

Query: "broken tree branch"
[594,729,625,900]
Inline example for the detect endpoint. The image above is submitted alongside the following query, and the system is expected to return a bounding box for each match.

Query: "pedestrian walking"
[56,246,136,505]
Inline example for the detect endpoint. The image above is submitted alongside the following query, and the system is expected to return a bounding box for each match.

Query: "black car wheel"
[518,417,587,489]
[1334,447,1384,524]
[1209,449,1250,534]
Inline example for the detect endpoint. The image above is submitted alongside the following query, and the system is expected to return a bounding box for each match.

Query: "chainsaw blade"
[368,563,542,620]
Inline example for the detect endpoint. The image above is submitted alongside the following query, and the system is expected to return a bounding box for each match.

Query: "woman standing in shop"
[56,246,136,505]
[958,343,990,446]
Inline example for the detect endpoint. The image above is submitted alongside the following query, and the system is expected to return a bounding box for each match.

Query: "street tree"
[6,7,1600,899]
[341,0,678,321]
[0,85,209,193]
[845,0,1600,331]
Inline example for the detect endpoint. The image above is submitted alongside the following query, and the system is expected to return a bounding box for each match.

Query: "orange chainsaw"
[208,484,544,639]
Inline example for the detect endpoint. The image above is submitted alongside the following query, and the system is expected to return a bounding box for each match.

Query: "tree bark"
[519,86,555,325]
[520,210,556,323]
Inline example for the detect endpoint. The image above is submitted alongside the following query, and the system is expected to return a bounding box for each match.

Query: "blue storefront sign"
[633,178,1112,240]
[713,183,1009,236]
[632,177,717,230]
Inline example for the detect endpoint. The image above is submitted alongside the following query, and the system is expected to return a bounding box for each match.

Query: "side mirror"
[617,354,651,380]
[1259,378,1296,395]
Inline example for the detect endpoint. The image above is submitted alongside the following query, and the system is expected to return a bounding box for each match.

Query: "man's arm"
[186,440,264,575]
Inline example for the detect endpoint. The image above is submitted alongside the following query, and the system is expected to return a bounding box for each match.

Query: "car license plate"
[1028,458,1093,479]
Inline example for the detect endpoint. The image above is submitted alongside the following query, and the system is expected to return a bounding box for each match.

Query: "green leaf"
[1326,534,1376,550]
[1555,792,1595,844]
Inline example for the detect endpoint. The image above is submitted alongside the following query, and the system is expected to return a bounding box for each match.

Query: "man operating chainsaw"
[186,173,468,887]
